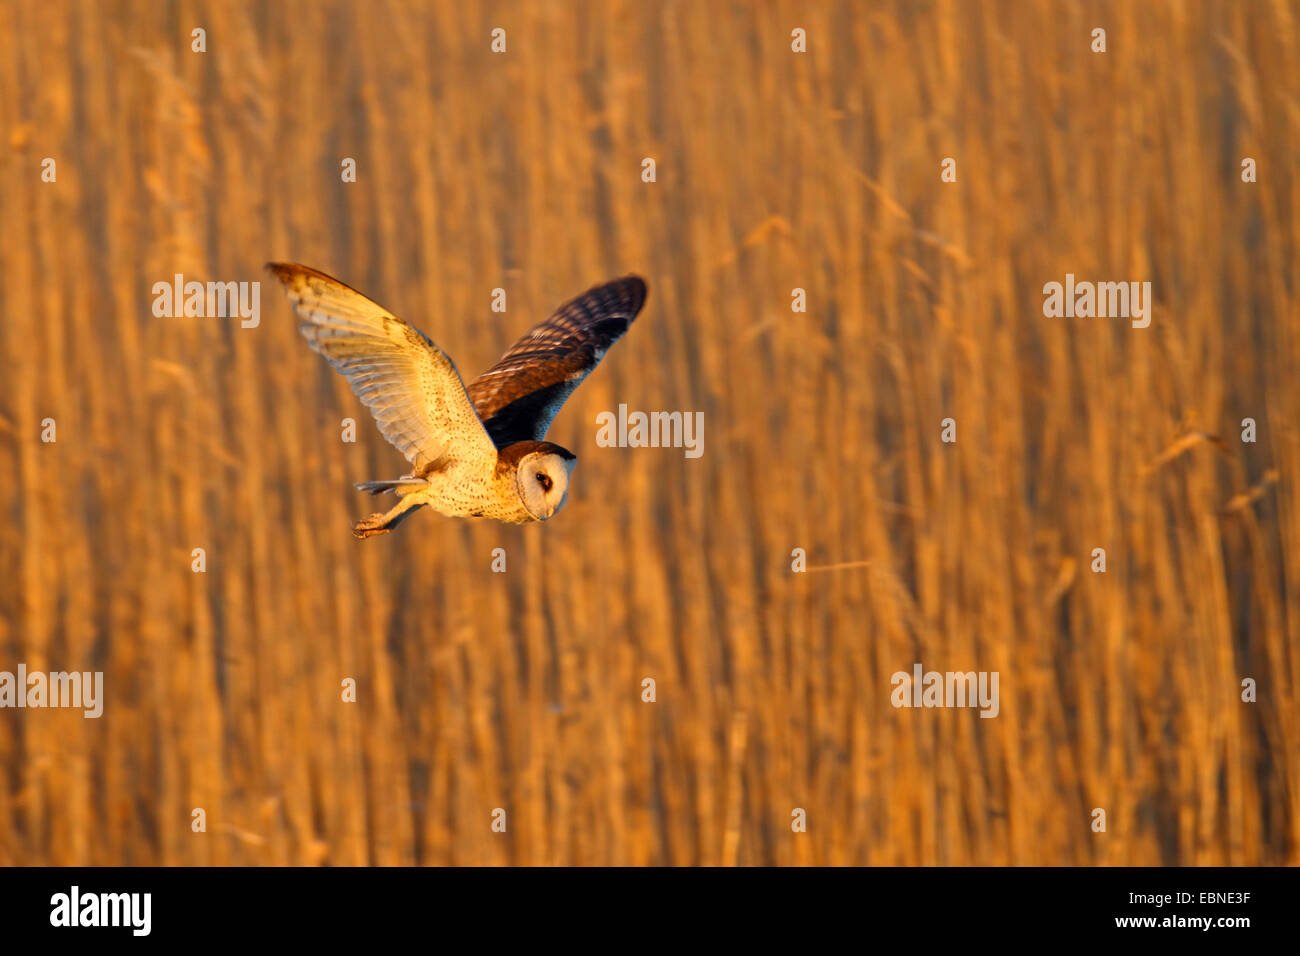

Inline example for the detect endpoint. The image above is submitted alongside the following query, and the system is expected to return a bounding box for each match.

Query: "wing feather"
[467,276,647,447]
[266,263,496,471]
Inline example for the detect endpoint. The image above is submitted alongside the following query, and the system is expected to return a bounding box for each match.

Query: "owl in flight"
[266,263,647,537]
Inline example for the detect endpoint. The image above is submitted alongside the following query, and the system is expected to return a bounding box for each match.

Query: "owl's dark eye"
[535,472,553,492]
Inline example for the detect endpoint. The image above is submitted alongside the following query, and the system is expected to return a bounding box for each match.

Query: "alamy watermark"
[50,886,150,936]
[595,404,703,458]
[1043,273,1152,328]
[152,274,260,328]
[890,662,999,718]
[0,664,103,718]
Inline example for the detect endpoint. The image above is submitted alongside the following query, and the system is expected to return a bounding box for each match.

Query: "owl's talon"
[352,513,392,538]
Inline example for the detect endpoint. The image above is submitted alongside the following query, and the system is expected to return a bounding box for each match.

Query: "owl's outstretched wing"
[466,276,647,448]
[267,262,497,473]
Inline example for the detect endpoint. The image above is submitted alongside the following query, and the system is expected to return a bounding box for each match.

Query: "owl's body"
[407,458,524,524]
[266,263,645,537]
[361,441,576,526]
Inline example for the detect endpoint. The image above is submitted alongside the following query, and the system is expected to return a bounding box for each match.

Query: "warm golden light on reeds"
[0,0,1295,866]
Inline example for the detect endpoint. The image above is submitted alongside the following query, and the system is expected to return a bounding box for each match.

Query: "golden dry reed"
[0,0,1296,866]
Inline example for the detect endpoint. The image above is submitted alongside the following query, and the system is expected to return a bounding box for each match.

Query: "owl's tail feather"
[354,477,429,496]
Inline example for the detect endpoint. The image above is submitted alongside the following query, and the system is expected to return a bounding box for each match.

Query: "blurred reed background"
[0,0,1296,865]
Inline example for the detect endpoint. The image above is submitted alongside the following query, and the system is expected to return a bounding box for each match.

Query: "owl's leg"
[352,494,425,539]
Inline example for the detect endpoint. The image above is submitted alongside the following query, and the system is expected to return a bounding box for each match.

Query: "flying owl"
[266,263,647,537]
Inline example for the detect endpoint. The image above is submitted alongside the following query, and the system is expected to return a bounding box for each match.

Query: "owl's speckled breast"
[413,459,535,524]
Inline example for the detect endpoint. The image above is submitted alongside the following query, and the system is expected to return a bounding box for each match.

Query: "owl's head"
[510,442,578,520]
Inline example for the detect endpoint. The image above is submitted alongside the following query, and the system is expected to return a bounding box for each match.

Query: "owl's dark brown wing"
[466,277,647,448]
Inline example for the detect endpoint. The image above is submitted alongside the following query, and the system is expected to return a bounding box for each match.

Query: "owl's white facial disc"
[516,452,576,520]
